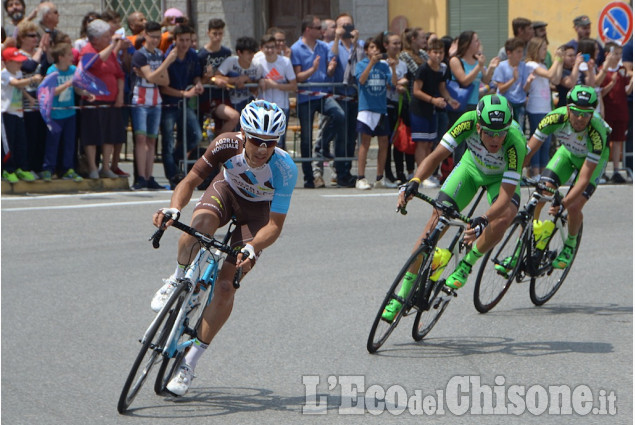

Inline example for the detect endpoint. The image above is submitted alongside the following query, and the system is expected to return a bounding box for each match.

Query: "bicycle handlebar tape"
[151,228,165,249]
[233,268,243,289]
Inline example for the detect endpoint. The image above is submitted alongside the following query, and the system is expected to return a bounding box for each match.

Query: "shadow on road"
[372,335,613,359]
[485,302,632,317]
[119,385,353,418]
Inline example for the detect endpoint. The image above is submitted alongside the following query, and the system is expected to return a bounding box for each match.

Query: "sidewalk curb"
[1,177,130,195]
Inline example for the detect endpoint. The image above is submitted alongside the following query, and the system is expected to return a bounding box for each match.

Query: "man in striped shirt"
[130,20,177,189]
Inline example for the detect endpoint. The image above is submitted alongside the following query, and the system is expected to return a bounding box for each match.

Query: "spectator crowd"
[2,2,633,188]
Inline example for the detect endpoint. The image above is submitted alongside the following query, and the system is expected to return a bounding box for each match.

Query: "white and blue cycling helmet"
[240,100,287,137]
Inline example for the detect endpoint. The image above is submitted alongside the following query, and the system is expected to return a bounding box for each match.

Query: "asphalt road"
[1,183,632,424]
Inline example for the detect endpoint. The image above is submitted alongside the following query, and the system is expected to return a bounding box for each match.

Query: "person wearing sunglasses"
[150,100,297,396]
[384,95,525,319]
[525,85,609,269]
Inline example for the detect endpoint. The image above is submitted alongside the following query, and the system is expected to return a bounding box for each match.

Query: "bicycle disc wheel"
[530,221,583,306]
[154,281,209,395]
[473,217,527,313]
[367,244,432,353]
[117,283,187,414]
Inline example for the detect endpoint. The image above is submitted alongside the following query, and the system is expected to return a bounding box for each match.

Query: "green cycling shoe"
[552,245,574,269]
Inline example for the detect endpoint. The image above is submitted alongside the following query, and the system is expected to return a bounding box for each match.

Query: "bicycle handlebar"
[397,191,471,224]
[149,213,243,288]
[521,176,564,204]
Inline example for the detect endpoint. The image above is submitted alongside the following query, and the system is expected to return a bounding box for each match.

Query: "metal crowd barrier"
[178,81,359,174]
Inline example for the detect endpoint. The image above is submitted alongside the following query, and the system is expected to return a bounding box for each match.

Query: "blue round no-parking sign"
[598,2,633,45]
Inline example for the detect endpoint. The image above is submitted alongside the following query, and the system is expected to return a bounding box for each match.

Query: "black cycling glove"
[470,215,489,238]
[403,178,421,198]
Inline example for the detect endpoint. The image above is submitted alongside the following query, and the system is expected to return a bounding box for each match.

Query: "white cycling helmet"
[240,100,287,137]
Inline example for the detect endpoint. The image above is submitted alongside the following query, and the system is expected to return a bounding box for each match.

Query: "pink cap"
[164,8,184,24]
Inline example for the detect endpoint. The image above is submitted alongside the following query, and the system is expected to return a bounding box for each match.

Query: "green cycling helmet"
[476,94,513,132]
[566,85,598,108]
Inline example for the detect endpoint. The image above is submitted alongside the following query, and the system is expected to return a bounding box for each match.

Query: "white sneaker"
[374,177,398,189]
[355,177,372,190]
[166,363,195,396]
[422,178,440,188]
[151,276,178,312]
[427,175,440,186]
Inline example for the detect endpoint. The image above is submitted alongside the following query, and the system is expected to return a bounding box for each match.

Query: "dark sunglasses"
[482,129,507,138]
[25,33,39,38]
[246,134,278,148]
[569,106,593,118]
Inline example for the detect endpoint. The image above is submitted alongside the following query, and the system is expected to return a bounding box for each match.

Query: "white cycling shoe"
[167,363,195,396]
[150,276,178,312]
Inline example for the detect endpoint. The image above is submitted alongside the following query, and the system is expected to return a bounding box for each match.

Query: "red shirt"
[79,43,124,102]
[600,64,629,119]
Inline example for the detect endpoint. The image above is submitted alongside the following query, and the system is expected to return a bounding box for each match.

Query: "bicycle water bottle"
[430,248,452,281]
[533,220,555,250]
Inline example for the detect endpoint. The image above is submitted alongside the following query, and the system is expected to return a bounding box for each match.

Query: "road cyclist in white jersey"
[151,100,298,396]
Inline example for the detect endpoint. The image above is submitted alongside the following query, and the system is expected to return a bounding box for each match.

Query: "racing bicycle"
[473,177,582,313]
[117,213,242,414]
[367,189,484,353]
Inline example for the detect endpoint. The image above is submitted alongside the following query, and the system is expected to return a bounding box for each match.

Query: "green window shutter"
[448,0,508,62]
[103,0,163,28]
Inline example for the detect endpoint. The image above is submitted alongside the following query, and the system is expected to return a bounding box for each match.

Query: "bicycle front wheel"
[117,282,187,414]
[411,243,458,341]
[529,221,582,306]
[473,217,527,313]
[367,244,432,353]
[154,280,209,394]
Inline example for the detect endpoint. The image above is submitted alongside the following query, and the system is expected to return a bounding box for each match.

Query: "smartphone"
[582,53,590,62]
[380,53,388,60]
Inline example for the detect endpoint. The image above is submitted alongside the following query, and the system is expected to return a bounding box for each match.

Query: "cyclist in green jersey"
[384,94,527,321]
[524,85,609,269]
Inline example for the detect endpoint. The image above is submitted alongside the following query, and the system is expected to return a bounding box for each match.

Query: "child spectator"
[130,21,177,190]
[216,36,262,115]
[597,41,633,183]
[492,37,528,134]
[354,36,398,190]
[159,24,203,188]
[253,33,297,150]
[41,42,94,182]
[381,31,409,184]
[555,44,583,107]
[1,47,41,182]
[197,18,239,135]
[410,38,459,175]
[523,37,563,177]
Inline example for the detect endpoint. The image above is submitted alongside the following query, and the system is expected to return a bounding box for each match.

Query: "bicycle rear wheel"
[473,217,527,313]
[117,282,187,413]
[367,244,432,353]
[154,280,209,394]
[529,221,582,306]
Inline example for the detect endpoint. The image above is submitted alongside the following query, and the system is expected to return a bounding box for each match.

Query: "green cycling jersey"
[533,106,609,165]
[441,110,527,182]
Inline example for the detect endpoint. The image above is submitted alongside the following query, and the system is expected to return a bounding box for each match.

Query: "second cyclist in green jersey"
[525,85,609,269]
